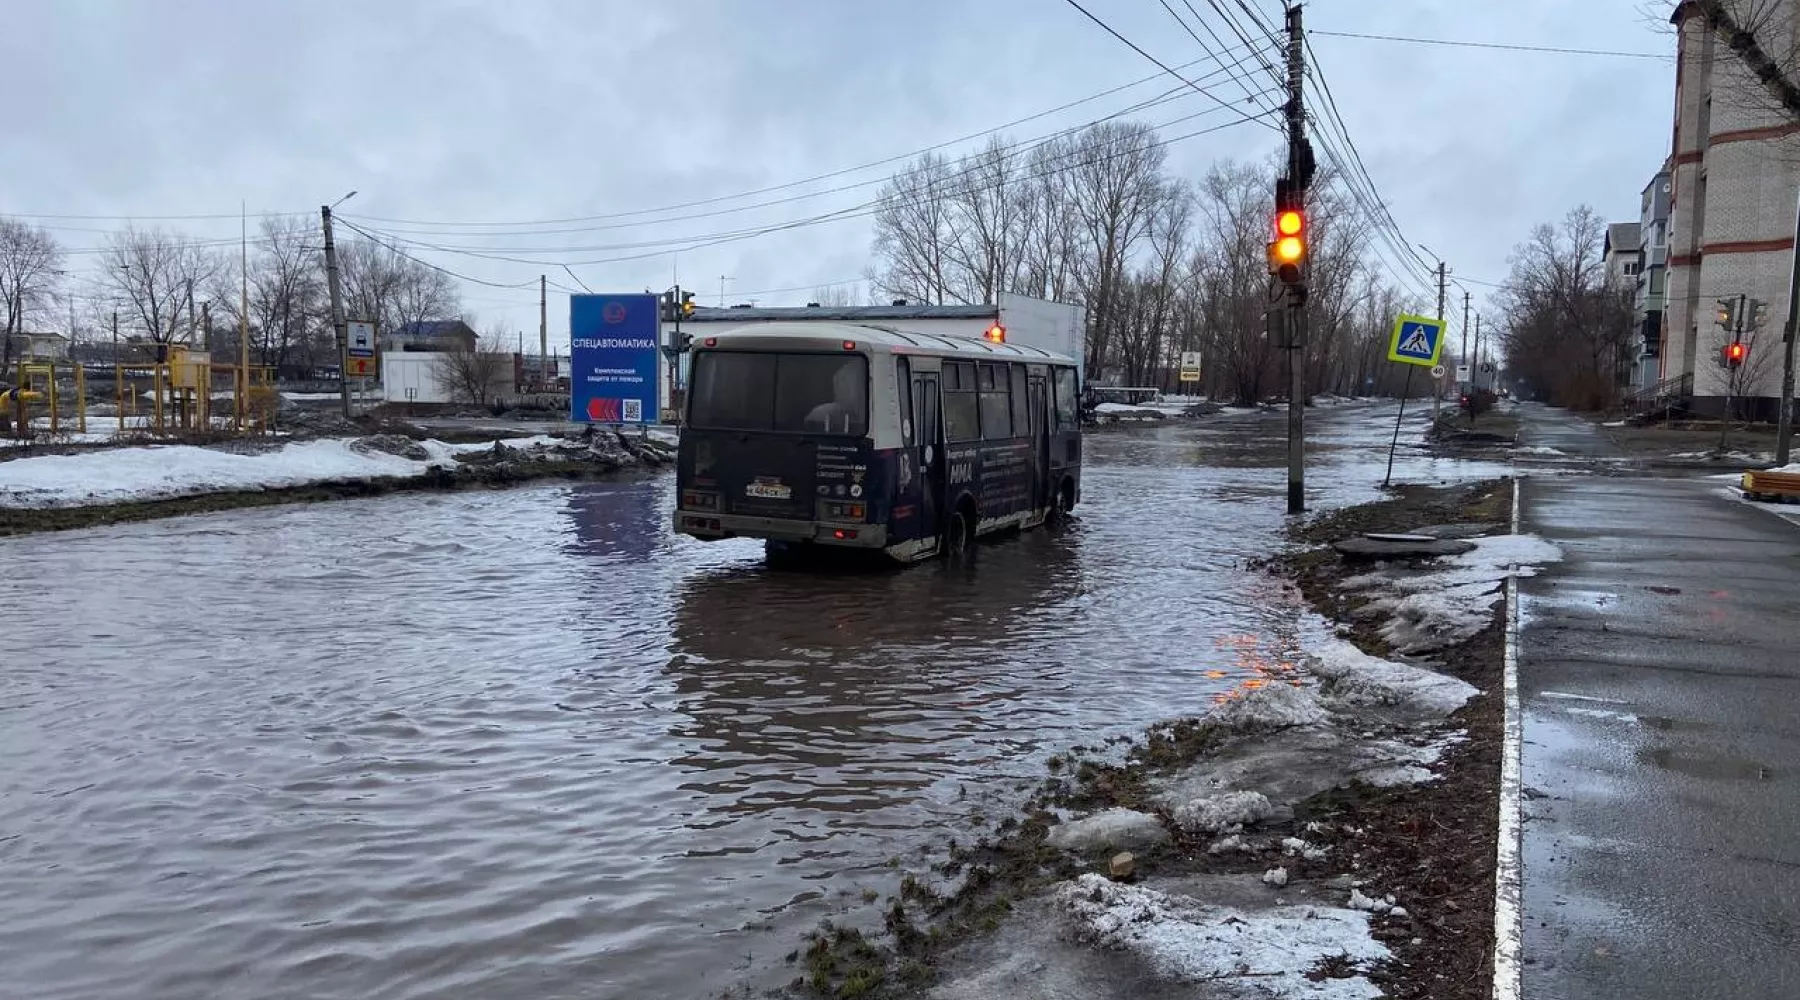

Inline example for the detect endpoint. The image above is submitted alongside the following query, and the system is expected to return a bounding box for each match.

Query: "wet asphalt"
[1516,405,1800,999]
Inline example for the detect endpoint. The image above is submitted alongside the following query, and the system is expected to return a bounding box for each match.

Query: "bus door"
[1028,373,1049,513]
[913,372,945,547]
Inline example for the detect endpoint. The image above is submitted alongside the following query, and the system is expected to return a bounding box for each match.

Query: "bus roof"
[694,322,1077,365]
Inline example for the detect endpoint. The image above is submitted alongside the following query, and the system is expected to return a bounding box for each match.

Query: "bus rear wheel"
[944,506,975,559]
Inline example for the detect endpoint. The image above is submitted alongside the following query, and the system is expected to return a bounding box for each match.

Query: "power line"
[333,218,544,291]
[1159,0,1278,116]
[339,44,1265,231]
[364,113,1269,276]
[1059,0,1284,132]
[343,91,1274,258]
[1309,29,1670,60]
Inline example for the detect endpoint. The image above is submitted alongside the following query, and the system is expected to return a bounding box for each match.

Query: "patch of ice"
[1046,808,1170,852]
[1056,874,1388,998]
[1172,790,1272,835]
[1205,680,1328,730]
[1281,837,1330,861]
[1306,640,1477,718]
[1263,867,1289,887]
[1602,420,1627,427]
[1517,445,1566,455]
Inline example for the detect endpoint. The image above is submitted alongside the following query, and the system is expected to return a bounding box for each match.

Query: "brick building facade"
[1664,0,1800,416]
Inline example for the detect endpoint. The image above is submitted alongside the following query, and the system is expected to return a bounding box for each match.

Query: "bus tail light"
[703,337,717,347]
[682,490,719,511]
[833,529,859,540]
[842,340,858,351]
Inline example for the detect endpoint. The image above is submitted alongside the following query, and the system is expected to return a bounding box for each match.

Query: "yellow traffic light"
[1277,210,1303,237]
[1275,235,1304,263]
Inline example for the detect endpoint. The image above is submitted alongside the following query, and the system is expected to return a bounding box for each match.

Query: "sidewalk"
[1518,475,1800,999]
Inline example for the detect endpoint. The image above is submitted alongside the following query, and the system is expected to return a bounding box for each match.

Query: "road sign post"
[1178,350,1202,385]
[1383,314,1448,488]
[345,320,378,395]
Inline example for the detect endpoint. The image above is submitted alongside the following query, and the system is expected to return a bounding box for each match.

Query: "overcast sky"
[7,0,1673,350]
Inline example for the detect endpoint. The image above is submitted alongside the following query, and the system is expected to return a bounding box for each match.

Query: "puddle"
[1638,747,1771,781]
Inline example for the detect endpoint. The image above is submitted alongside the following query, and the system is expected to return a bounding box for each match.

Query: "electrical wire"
[1158,0,1279,116]
[1060,0,1284,133]
[1308,29,1670,61]
[332,218,544,291]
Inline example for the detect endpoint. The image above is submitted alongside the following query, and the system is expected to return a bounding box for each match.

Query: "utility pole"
[241,205,252,428]
[719,275,732,307]
[1282,3,1308,515]
[1776,191,1800,466]
[1434,261,1447,426]
[186,278,196,348]
[539,275,548,386]
[320,204,352,419]
[1474,315,1483,392]
[201,301,211,353]
[1461,290,1471,381]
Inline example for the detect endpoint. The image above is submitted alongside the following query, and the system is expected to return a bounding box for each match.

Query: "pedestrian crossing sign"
[1388,314,1446,367]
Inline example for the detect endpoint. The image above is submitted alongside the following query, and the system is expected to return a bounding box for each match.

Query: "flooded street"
[0,403,1505,1000]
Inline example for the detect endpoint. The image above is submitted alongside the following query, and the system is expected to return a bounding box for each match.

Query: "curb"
[1492,477,1525,1000]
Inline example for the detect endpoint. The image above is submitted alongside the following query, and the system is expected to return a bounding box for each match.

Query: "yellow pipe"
[75,363,86,435]
[47,367,58,435]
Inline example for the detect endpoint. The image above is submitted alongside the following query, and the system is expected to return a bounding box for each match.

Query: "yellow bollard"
[75,363,86,435]
[47,367,58,435]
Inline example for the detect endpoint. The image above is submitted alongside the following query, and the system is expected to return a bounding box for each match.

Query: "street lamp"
[332,191,358,210]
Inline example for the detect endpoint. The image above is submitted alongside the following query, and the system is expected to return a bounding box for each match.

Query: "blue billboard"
[570,293,660,424]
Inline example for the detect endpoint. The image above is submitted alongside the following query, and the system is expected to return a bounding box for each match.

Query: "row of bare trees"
[0,215,462,378]
[867,122,1431,403]
[1493,207,1640,410]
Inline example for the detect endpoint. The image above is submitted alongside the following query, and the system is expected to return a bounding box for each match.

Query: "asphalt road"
[1517,405,1800,999]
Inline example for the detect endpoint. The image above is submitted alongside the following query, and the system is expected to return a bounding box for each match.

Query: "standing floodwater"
[0,403,1502,999]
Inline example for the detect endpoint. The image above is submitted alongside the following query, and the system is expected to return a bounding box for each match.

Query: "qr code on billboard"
[623,398,643,422]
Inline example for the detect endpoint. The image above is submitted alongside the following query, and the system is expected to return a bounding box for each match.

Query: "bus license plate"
[745,481,791,500]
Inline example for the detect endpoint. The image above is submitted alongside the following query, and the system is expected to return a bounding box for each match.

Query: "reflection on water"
[0,403,1485,1000]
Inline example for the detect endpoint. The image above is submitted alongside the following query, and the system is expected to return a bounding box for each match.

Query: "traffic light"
[1270,177,1305,285]
[680,290,695,320]
[1725,341,1748,368]
[660,290,678,323]
[679,332,694,352]
[1716,297,1738,329]
[1748,298,1767,330]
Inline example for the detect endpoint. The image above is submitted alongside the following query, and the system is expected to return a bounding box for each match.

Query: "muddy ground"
[766,479,1511,1000]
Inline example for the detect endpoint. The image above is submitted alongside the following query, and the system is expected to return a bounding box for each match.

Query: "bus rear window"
[690,351,869,435]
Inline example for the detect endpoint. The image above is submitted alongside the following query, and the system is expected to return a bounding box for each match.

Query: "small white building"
[381,352,454,404]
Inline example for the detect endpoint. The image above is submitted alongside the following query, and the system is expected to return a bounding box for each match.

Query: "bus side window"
[1009,364,1029,435]
[1053,368,1078,430]
[944,362,980,442]
[897,358,914,445]
[978,363,1011,440]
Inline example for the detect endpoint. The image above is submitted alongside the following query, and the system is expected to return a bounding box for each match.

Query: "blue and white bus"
[672,322,1082,562]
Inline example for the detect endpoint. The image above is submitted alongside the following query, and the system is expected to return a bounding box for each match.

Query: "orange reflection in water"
[1207,632,1304,706]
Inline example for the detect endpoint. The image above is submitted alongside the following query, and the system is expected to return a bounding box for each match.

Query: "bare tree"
[211,215,327,376]
[432,329,512,406]
[1065,122,1168,382]
[1497,206,1636,410]
[872,153,962,306]
[1652,1,1800,121]
[338,238,462,337]
[810,284,861,307]
[102,227,222,362]
[0,218,65,371]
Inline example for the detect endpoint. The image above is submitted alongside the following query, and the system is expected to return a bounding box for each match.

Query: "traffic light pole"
[1777,191,1800,466]
[1284,3,1307,516]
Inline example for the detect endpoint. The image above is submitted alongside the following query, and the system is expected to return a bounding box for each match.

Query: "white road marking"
[1493,477,1525,1000]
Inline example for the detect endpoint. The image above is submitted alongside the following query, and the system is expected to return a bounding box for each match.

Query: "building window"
[1623,261,1641,276]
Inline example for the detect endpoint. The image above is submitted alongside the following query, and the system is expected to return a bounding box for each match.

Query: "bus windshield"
[689,351,869,436]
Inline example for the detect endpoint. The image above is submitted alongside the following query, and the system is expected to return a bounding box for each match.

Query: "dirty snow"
[1516,445,1566,456]
[1306,641,1477,718]
[1206,680,1329,730]
[1337,533,1562,653]
[1046,808,1170,852]
[1262,867,1289,887]
[1172,790,1272,834]
[0,436,569,509]
[1281,837,1330,861]
[1056,874,1388,999]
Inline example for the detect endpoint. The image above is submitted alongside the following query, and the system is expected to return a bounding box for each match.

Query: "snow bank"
[1339,533,1561,653]
[1056,874,1387,998]
[1306,640,1477,718]
[1517,445,1566,456]
[1045,808,1170,852]
[0,435,568,509]
[1172,790,1272,834]
[1206,680,1329,730]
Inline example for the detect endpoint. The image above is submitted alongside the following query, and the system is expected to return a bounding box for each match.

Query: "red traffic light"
[1277,209,1303,237]
[1727,342,1747,363]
